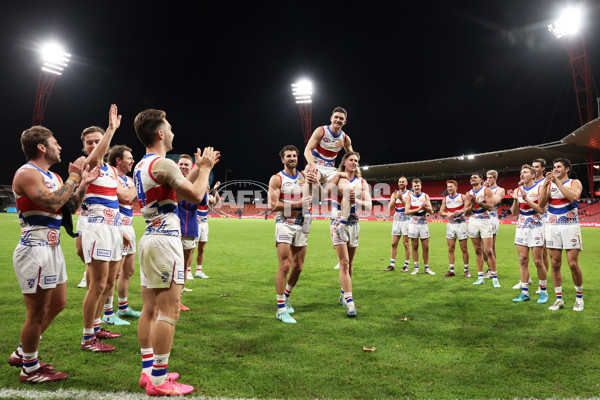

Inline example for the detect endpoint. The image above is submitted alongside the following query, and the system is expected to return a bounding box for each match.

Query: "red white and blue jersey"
[468,187,490,219]
[13,163,62,246]
[489,186,503,218]
[409,192,428,225]
[118,175,135,227]
[516,183,543,228]
[83,164,121,226]
[312,126,347,167]
[547,179,579,225]
[445,193,466,223]
[276,170,306,225]
[178,199,198,237]
[331,176,365,224]
[134,154,181,236]
[393,190,409,221]
[197,193,209,223]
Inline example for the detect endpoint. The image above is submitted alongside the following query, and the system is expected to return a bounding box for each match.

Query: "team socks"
[150,353,170,386]
[449,264,455,272]
[276,294,286,314]
[521,282,529,297]
[22,351,40,373]
[344,292,354,305]
[83,327,95,342]
[575,285,583,301]
[538,280,547,293]
[104,296,115,317]
[555,286,562,300]
[93,318,102,334]
[118,297,129,312]
[285,283,294,300]
[141,348,153,375]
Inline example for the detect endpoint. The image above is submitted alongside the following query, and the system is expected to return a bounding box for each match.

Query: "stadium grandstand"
[362,117,600,225]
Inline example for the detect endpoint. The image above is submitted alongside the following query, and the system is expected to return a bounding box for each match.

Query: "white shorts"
[181,236,197,250]
[446,222,468,240]
[545,224,583,250]
[514,225,544,247]
[392,218,409,236]
[198,221,209,243]
[316,165,339,183]
[331,221,360,248]
[81,223,123,263]
[121,225,136,255]
[468,218,493,239]
[13,244,67,294]
[408,223,429,239]
[275,223,308,247]
[138,235,185,289]
[76,213,88,235]
[491,216,499,235]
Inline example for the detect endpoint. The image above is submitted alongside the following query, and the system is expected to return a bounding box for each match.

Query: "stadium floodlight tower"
[548,5,594,126]
[291,79,313,145]
[32,42,71,126]
[548,5,597,199]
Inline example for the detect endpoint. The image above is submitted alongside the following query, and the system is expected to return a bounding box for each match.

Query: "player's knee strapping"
[156,314,178,326]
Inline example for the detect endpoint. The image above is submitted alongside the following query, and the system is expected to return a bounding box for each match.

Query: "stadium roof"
[362,117,600,182]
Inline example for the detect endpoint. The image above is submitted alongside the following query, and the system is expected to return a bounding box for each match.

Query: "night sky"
[2,1,599,185]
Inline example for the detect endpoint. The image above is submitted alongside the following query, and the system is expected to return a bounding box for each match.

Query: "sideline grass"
[0,214,599,399]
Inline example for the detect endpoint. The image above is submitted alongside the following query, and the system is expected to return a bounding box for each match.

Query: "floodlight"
[291,79,314,145]
[467,154,475,160]
[548,6,583,39]
[32,41,72,125]
[40,43,71,75]
[291,80,313,104]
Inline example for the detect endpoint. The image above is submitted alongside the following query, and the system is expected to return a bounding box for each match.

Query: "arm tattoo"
[36,184,74,210]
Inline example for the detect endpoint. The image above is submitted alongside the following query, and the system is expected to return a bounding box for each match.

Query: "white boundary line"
[0,388,263,400]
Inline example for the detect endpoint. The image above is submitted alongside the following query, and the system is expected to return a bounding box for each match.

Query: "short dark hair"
[332,107,347,119]
[21,126,53,161]
[107,144,132,167]
[532,158,546,168]
[279,145,299,159]
[553,158,572,175]
[134,109,167,147]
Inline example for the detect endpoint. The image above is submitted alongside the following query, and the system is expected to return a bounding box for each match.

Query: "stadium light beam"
[548,6,583,39]
[291,79,313,145]
[32,42,71,125]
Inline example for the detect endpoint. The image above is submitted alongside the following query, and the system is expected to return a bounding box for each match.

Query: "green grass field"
[0,214,599,399]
